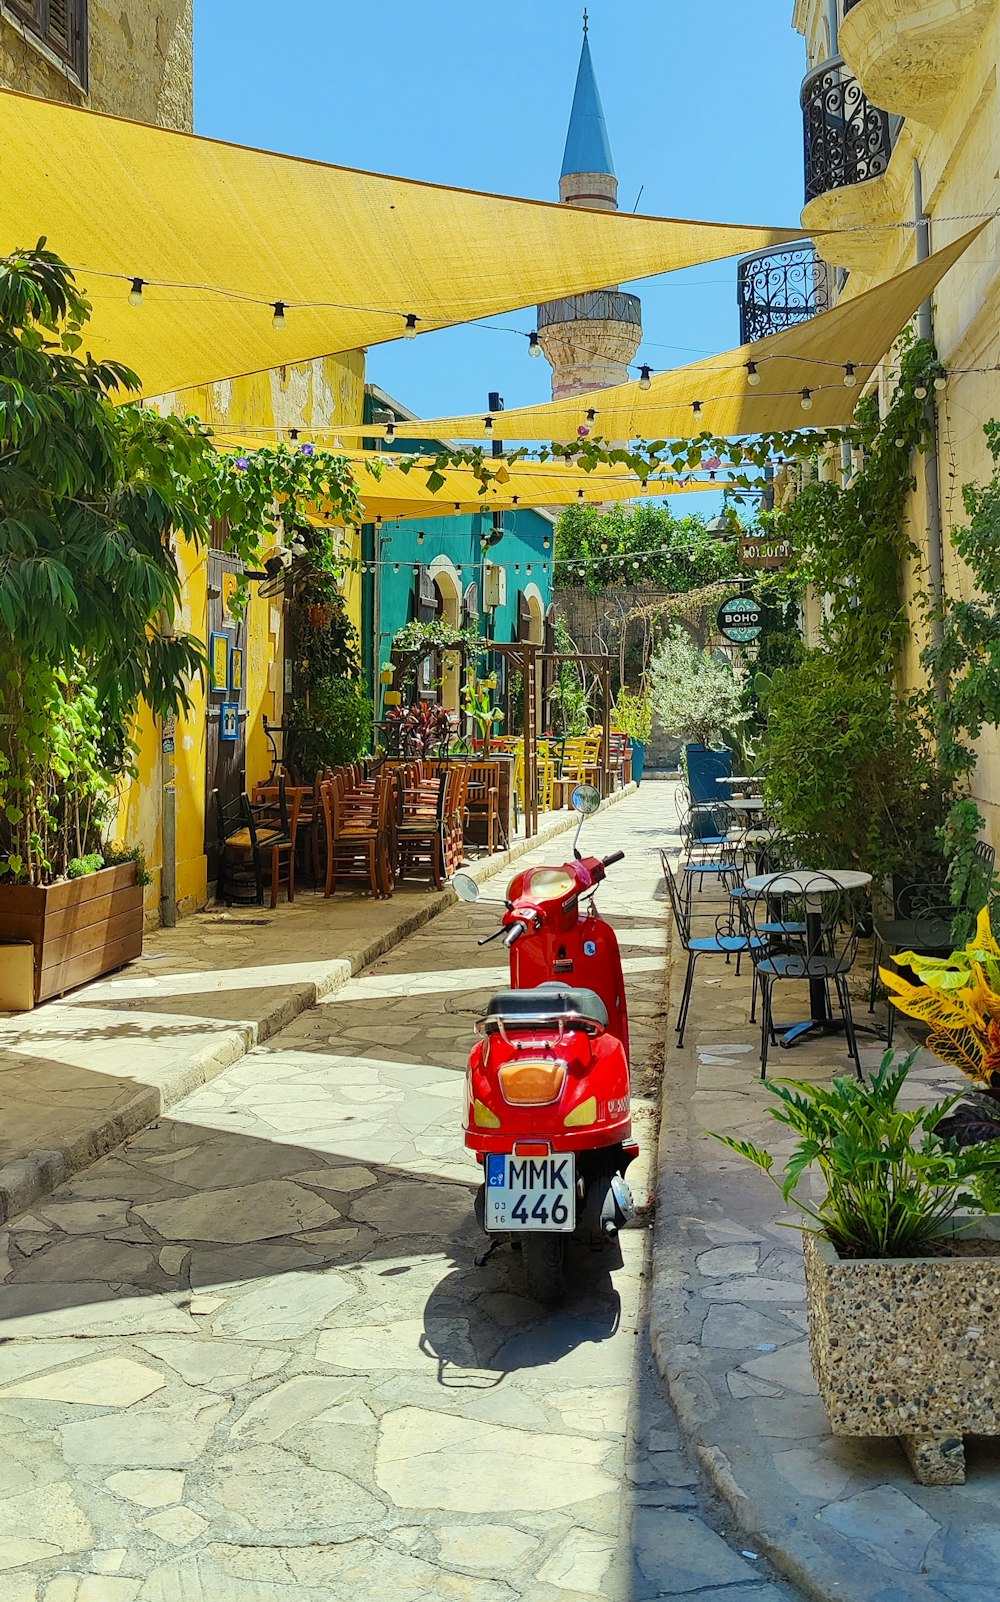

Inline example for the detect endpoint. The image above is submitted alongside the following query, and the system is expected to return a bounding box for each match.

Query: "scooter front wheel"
[521,1235,567,1306]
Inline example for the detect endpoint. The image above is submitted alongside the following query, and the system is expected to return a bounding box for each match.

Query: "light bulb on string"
[914,383,928,400]
[128,276,145,307]
[895,436,906,448]
[543,536,550,549]
[385,422,395,441]
[746,360,760,387]
[692,401,704,425]
[800,388,813,412]
[528,331,541,358]
[638,364,652,391]
[585,409,597,424]
[483,416,494,434]
[393,563,400,573]
[934,373,947,391]
[403,314,418,339]
[289,429,298,442]
[526,564,532,575]
[843,363,856,387]
[271,301,286,331]
[417,531,425,544]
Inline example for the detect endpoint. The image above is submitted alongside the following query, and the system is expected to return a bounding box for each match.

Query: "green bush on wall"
[287,679,373,776]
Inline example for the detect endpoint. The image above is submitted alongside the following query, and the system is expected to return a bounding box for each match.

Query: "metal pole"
[913,159,945,682]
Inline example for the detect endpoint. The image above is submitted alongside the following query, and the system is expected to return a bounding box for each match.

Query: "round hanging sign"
[716,595,763,643]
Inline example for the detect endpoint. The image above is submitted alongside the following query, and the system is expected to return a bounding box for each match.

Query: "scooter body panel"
[510,911,629,1062]
[464,1026,631,1155]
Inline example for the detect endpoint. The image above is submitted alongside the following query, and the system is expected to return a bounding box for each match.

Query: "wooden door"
[205,547,247,887]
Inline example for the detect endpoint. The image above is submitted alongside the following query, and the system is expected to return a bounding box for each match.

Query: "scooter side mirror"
[452,872,481,903]
[572,784,601,817]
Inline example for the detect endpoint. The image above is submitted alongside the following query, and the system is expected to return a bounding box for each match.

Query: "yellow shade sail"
[342,227,982,442]
[0,87,809,399]
[215,441,723,519]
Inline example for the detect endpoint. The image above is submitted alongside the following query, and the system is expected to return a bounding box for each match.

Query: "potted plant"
[648,630,745,800]
[612,687,652,785]
[460,666,504,755]
[714,1052,1000,1485]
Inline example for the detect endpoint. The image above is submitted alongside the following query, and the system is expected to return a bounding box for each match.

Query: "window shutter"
[416,565,437,622]
[462,582,479,630]
[516,591,531,642]
[544,603,556,656]
[8,0,87,81]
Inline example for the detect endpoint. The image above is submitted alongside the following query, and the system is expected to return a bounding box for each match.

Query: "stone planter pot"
[803,1221,1000,1485]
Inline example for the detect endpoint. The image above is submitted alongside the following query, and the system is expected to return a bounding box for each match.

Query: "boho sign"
[739,533,793,570]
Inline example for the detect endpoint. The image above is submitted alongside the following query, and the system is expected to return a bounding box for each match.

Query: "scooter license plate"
[484,1153,576,1232]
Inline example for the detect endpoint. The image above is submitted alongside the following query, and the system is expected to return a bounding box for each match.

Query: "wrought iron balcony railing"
[801,55,895,203]
[843,0,863,13]
[737,245,830,345]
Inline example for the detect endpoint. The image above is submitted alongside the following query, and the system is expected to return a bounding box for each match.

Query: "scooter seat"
[484,983,609,1032]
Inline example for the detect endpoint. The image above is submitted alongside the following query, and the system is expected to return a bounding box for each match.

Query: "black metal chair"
[870,882,958,1048]
[747,872,864,1081]
[676,798,740,914]
[661,849,762,1046]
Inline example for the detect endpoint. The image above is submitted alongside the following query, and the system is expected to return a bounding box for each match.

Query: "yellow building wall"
[795,0,1000,847]
[118,352,367,921]
[0,1,193,128]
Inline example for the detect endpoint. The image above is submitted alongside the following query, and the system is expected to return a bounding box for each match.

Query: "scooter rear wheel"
[522,1235,567,1306]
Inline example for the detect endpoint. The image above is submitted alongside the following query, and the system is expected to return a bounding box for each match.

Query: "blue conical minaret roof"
[560,16,615,180]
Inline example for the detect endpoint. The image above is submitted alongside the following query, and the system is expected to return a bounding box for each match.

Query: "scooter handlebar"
[503,920,529,949]
[602,850,625,868]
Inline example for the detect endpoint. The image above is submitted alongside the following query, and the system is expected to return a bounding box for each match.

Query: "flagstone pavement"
[0,790,803,1602]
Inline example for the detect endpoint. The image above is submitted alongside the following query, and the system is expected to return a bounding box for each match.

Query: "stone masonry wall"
[0,1,193,129]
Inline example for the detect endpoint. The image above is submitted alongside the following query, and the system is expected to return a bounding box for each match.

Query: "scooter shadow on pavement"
[420,1240,623,1388]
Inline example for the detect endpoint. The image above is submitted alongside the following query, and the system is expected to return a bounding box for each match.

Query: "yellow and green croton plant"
[881,906,1000,1087]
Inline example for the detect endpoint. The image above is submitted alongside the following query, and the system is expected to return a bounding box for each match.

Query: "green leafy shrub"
[67,853,103,879]
[759,653,956,890]
[712,1052,1000,1258]
[612,687,652,743]
[648,630,745,748]
[102,843,152,886]
[287,679,373,775]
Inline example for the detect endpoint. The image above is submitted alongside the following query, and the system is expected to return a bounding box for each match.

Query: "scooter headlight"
[522,867,577,902]
[498,1061,567,1105]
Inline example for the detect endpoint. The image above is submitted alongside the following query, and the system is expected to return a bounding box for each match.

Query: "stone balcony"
[840,0,993,129]
[800,54,904,270]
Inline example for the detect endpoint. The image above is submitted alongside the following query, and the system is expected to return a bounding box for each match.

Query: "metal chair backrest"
[659,849,691,947]
[748,871,863,971]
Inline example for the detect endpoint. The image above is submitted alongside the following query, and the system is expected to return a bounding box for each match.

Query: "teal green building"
[360,385,555,724]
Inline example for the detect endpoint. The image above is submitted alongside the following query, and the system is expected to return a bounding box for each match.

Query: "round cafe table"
[743,868,872,1048]
[716,775,763,794]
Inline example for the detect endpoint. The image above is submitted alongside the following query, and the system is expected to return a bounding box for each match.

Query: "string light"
[692,401,704,424]
[800,387,813,411]
[528,331,542,357]
[417,531,425,544]
[483,416,494,434]
[289,428,298,442]
[271,301,286,331]
[843,363,856,387]
[585,409,597,423]
[746,360,760,386]
[934,373,947,391]
[403,314,419,339]
[914,382,928,400]
[385,422,396,441]
[638,365,652,391]
[128,276,144,307]
[543,535,551,548]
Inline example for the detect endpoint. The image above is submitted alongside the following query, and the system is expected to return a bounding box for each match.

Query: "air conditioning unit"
[483,561,507,611]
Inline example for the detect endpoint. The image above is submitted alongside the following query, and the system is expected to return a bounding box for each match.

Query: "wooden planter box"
[0,862,143,1004]
[804,1221,1000,1485]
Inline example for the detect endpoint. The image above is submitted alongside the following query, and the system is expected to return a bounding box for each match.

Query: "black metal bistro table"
[743,867,872,1047]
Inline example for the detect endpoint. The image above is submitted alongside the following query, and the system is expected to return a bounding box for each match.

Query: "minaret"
[537,11,642,402]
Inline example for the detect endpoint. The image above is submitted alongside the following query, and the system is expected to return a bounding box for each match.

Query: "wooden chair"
[465,762,501,855]
[215,786,300,908]
[397,767,454,888]
[321,771,394,898]
[561,735,602,790]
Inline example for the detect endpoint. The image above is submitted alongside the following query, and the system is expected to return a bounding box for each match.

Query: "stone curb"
[647,921,939,1602]
[0,784,636,1224]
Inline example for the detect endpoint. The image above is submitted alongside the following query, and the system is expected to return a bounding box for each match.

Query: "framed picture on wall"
[220,702,239,743]
[229,646,244,694]
[209,632,229,694]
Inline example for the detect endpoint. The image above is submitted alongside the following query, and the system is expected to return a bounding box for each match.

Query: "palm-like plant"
[712,1052,1000,1257]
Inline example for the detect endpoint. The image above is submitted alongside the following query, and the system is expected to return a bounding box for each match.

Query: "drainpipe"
[827,0,838,55]
[160,734,177,928]
[913,159,946,689]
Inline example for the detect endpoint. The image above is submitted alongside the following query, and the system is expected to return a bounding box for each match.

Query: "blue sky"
[193,1,807,425]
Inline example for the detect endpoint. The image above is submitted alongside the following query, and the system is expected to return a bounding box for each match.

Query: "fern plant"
[711,1052,1000,1257]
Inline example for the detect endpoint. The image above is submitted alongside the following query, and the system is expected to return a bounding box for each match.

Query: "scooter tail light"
[498,1061,567,1105]
[564,1096,598,1128]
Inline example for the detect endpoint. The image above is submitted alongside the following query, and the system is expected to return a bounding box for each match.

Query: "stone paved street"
[0,790,802,1601]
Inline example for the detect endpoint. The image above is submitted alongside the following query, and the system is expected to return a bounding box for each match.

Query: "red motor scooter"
[453,785,638,1304]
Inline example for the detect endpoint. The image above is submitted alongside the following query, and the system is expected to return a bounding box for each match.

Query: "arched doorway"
[429,555,462,711]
